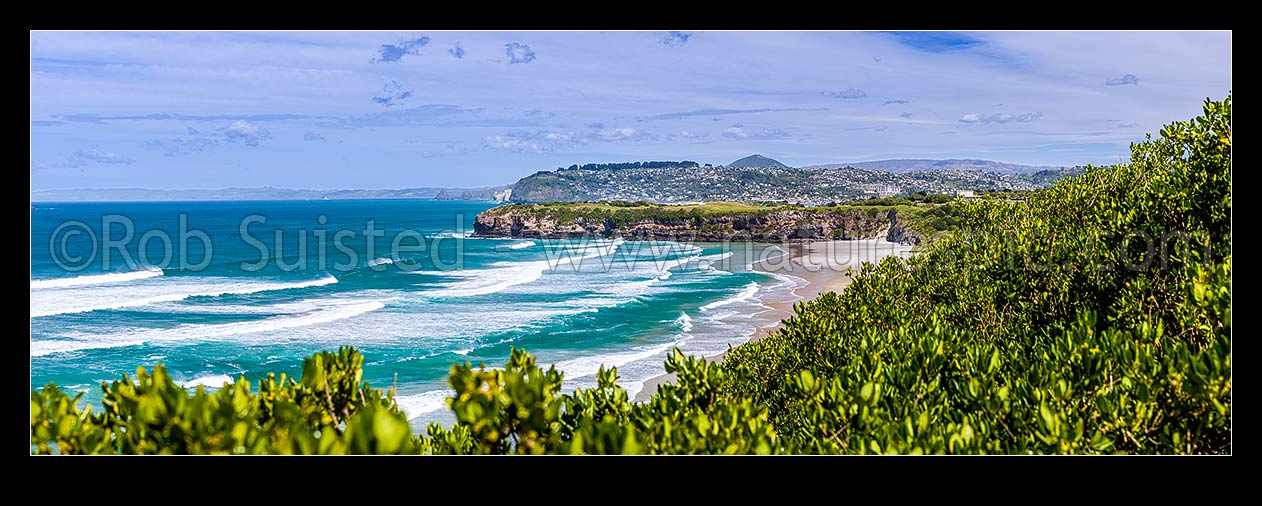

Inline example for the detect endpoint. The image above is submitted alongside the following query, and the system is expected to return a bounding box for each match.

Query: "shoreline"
[632,239,910,402]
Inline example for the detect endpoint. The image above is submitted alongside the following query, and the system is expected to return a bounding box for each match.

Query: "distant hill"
[802,159,1064,175]
[30,186,510,203]
[728,154,789,169]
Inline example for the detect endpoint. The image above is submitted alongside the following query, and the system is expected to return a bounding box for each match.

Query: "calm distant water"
[30,199,800,427]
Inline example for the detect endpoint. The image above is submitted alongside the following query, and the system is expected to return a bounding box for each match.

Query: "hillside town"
[509,160,1071,205]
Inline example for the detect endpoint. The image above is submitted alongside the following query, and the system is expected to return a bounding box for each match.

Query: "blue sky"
[30,31,1231,190]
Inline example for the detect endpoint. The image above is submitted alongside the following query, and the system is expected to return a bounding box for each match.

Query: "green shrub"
[31,347,416,454]
[724,96,1231,454]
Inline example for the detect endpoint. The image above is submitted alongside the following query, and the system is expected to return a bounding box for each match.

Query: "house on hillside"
[859,184,902,198]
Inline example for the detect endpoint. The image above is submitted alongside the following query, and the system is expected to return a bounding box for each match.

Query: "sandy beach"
[632,239,912,402]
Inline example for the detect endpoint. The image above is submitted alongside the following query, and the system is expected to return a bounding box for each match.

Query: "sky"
[29,30,1231,190]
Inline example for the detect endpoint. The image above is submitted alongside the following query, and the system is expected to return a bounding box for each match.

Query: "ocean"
[29,199,803,427]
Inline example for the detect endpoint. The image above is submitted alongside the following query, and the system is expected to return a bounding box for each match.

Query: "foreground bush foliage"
[32,346,777,455]
[32,97,1230,454]
[725,96,1231,454]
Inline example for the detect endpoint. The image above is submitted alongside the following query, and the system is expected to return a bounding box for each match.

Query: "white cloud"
[222,120,271,145]
[959,112,1042,124]
[722,127,789,140]
[598,127,637,140]
[486,126,645,152]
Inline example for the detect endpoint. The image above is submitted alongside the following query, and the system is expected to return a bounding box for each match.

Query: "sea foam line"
[549,339,683,382]
[698,251,734,265]
[699,282,761,311]
[31,299,383,357]
[395,389,455,419]
[31,268,163,289]
[423,239,623,298]
[177,374,235,390]
[30,275,339,318]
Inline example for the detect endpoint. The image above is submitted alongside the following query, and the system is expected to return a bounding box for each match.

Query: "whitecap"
[395,389,454,419]
[30,275,338,318]
[31,268,163,289]
[422,239,623,298]
[699,282,760,311]
[31,299,383,357]
[178,374,234,389]
[673,311,694,333]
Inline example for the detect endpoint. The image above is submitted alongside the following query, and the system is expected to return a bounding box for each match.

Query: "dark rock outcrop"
[473,207,922,245]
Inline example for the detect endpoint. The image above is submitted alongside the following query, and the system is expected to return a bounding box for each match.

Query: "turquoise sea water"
[30,200,801,426]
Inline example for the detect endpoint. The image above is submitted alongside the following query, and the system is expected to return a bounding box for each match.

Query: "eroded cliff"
[472,204,923,245]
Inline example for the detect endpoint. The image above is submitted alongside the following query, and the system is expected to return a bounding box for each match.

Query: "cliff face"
[473,208,922,245]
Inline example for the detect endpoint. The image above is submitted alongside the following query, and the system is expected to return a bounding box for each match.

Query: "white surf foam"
[30,275,339,318]
[31,299,384,357]
[178,374,234,389]
[306,302,594,352]
[31,268,163,289]
[367,257,395,267]
[506,241,536,250]
[656,254,701,271]
[639,242,704,258]
[395,389,454,419]
[549,339,682,382]
[424,239,623,298]
[673,311,694,332]
[699,282,760,311]
[549,339,685,401]
[591,268,673,299]
[423,261,548,298]
[699,251,734,263]
[751,270,809,290]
